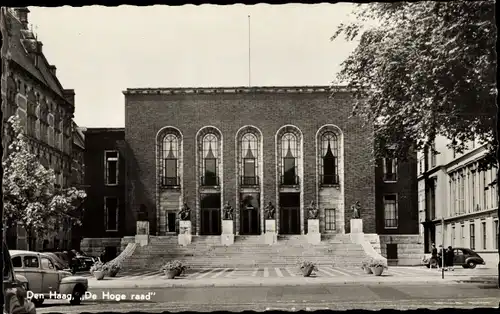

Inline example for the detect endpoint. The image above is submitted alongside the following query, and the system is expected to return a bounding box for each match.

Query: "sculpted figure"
[264,202,276,220]
[307,201,319,219]
[223,201,234,220]
[352,201,361,219]
[179,203,191,221]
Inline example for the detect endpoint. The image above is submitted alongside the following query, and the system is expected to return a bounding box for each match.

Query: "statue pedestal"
[178,220,192,246]
[349,219,364,244]
[264,220,277,245]
[306,219,321,244]
[135,221,149,246]
[221,220,234,246]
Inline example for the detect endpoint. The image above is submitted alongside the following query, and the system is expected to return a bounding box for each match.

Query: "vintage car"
[3,242,34,312]
[10,250,89,306]
[422,247,486,269]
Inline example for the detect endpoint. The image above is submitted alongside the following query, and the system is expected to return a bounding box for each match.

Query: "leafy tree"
[331,1,498,286]
[331,1,497,165]
[2,114,86,250]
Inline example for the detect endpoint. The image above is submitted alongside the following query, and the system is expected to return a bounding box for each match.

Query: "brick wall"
[124,88,376,236]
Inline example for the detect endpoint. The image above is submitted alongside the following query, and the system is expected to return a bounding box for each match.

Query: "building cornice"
[83,128,125,133]
[122,85,353,96]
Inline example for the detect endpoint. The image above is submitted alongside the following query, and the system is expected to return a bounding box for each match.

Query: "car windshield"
[3,243,13,280]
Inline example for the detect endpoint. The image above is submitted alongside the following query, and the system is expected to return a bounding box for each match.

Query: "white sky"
[27,4,360,128]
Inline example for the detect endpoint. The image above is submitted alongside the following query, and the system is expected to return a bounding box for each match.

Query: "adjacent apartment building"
[419,135,499,265]
[1,7,84,250]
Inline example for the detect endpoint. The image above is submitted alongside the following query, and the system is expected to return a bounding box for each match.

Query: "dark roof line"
[123,85,351,95]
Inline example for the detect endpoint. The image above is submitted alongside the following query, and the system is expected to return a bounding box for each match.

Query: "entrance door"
[279,193,300,234]
[240,193,260,235]
[200,194,221,235]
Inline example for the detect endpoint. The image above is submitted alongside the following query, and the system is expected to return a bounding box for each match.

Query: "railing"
[383,173,397,182]
[241,176,260,186]
[201,176,220,186]
[280,175,299,186]
[320,174,340,185]
[160,176,180,187]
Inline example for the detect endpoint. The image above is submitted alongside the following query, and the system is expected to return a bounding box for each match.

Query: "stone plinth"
[178,220,192,246]
[135,221,150,246]
[349,219,364,244]
[221,220,234,246]
[264,220,277,245]
[306,219,321,244]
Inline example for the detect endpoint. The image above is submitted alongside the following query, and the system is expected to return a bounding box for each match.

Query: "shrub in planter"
[368,258,388,276]
[106,262,122,277]
[361,258,374,274]
[90,261,106,280]
[298,260,318,277]
[161,260,186,279]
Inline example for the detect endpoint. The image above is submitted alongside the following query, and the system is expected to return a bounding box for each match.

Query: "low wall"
[379,235,424,266]
[80,238,122,257]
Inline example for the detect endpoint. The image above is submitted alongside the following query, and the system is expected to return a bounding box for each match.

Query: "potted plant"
[369,258,388,276]
[106,261,122,277]
[161,260,185,279]
[361,258,374,274]
[90,261,106,280]
[298,260,318,277]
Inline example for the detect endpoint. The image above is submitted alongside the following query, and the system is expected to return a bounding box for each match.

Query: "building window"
[240,132,258,186]
[471,167,477,211]
[461,224,465,246]
[320,132,339,185]
[430,142,437,168]
[458,171,465,214]
[160,134,179,186]
[495,220,498,250]
[105,197,119,232]
[428,179,436,220]
[105,151,119,185]
[482,169,487,210]
[383,156,397,182]
[202,133,219,186]
[470,223,475,250]
[418,157,424,175]
[325,208,336,231]
[482,221,486,250]
[384,194,398,228]
[452,226,455,247]
[281,133,298,185]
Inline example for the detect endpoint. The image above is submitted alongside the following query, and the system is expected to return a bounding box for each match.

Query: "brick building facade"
[1,7,83,250]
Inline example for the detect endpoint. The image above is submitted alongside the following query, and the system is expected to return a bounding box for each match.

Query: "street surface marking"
[263,267,269,278]
[127,270,158,280]
[251,268,259,277]
[317,267,338,277]
[325,266,355,276]
[186,269,205,278]
[141,271,162,279]
[211,268,230,278]
[224,269,236,278]
[275,268,284,277]
[196,268,219,279]
[285,267,297,277]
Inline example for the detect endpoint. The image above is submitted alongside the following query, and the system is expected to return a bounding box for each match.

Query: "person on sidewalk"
[446,246,455,271]
[430,243,438,268]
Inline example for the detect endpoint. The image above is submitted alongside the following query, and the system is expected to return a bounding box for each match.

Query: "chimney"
[14,7,30,29]
[63,89,75,106]
[49,65,57,76]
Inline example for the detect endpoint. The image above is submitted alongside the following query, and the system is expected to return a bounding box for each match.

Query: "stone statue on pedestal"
[222,201,234,220]
[351,201,361,219]
[264,202,276,220]
[179,203,191,221]
[307,201,319,219]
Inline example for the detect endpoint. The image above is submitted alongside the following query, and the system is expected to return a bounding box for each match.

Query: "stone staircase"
[121,234,368,271]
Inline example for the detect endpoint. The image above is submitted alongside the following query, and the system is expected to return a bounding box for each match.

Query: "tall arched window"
[161,134,179,186]
[202,133,219,186]
[281,133,298,185]
[321,131,339,184]
[241,133,258,185]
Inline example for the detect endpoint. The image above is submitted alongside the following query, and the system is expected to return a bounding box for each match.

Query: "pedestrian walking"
[430,243,438,268]
[438,245,447,271]
[446,246,455,271]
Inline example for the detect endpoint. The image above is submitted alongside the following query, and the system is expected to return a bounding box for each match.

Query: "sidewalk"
[87,272,496,289]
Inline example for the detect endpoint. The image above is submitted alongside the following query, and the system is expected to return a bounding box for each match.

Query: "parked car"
[3,242,35,313]
[73,255,99,272]
[41,253,75,274]
[422,247,485,269]
[10,250,89,306]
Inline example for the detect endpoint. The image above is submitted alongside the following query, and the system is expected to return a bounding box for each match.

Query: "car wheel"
[467,261,476,269]
[426,264,430,268]
[70,287,84,305]
[33,297,44,306]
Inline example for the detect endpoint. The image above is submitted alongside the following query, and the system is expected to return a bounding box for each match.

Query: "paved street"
[76,265,497,281]
[35,283,499,313]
